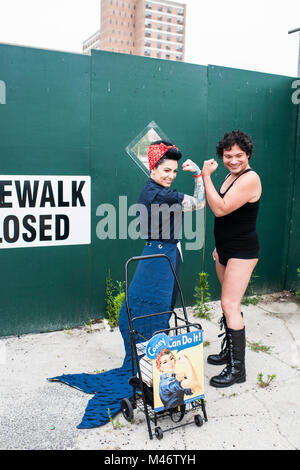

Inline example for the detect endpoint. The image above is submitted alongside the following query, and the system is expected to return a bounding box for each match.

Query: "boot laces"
[218,316,227,352]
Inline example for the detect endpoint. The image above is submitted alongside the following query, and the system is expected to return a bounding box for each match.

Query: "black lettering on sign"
[15,180,39,208]
[58,181,69,207]
[40,215,52,241]
[72,181,85,207]
[23,215,37,242]
[55,215,70,240]
[40,181,55,207]
[3,215,19,243]
[0,181,13,208]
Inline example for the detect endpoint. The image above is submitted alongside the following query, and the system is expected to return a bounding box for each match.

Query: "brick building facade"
[83,0,186,62]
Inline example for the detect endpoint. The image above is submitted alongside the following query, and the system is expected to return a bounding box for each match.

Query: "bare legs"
[214,251,258,329]
[209,251,258,387]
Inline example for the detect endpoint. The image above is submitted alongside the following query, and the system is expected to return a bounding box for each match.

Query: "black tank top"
[214,169,260,253]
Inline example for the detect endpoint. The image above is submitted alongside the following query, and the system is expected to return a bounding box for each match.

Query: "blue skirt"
[48,241,181,429]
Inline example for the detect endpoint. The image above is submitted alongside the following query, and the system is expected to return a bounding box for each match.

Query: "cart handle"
[124,253,189,329]
[153,322,203,337]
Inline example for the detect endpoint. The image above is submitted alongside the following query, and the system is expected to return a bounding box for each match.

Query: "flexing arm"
[181,159,205,212]
[202,159,261,217]
[177,354,203,394]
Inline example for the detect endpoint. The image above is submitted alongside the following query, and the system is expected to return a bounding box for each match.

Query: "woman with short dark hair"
[202,130,262,388]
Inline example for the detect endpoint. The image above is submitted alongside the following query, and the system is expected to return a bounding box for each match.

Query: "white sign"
[0,80,6,104]
[0,175,91,249]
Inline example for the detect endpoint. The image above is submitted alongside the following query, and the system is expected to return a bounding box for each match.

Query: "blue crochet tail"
[48,243,178,429]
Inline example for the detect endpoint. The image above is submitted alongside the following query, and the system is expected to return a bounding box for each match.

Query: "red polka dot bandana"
[148,143,177,171]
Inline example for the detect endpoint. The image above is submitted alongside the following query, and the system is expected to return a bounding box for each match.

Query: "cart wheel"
[121,398,134,422]
[155,427,163,440]
[194,414,204,427]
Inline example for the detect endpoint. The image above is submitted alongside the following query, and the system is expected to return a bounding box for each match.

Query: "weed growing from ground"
[257,373,276,388]
[247,340,272,354]
[194,272,212,320]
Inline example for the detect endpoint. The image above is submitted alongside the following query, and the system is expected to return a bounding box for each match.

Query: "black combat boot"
[207,314,229,365]
[207,313,244,366]
[209,327,246,388]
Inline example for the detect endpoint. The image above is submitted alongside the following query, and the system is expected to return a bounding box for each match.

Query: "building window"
[145,40,151,47]
[146,2,152,9]
[145,30,151,37]
[167,34,171,41]
[157,23,162,30]
[157,42,162,48]
[146,11,152,18]
[157,14,163,20]
[167,16,172,22]
[176,54,182,60]
[177,36,183,43]
[167,7,172,13]
[166,44,171,50]
[144,49,151,56]
[167,25,171,32]
[176,45,182,51]
[158,5,163,11]
[177,26,183,33]
[166,53,170,59]
[177,17,184,24]
[157,51,161,58]
[145,21,152,27]
[157,32,162,39]
[178,8,184,15]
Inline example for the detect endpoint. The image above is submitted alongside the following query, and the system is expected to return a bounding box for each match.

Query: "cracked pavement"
[0,292,299,450]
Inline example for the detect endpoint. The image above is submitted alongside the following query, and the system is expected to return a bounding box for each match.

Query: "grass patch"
[247,340,272,354]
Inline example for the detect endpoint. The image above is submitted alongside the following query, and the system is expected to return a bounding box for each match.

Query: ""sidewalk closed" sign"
[0,175,91,249]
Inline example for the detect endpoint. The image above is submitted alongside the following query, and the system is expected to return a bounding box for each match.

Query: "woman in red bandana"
[93,139,206,425]
[139,140,205,246]
[49,142,206,429]
[136,140,205,307]
[119,139,205,356]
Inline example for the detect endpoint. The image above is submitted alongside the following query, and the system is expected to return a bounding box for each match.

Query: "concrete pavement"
[0,292,299,450]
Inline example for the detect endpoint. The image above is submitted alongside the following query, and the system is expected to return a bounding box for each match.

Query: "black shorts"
[217,249,260,267]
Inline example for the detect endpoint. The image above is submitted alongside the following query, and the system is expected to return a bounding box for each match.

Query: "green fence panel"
[0,45,299,337]
[207,65,298,295]
[89,50,208,317]
[0,45,92,335]
[285,104,300,290]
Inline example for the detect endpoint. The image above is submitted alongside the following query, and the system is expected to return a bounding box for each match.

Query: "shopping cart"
[121,253,208,440]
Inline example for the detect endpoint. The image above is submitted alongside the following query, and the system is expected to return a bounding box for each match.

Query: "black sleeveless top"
[214,169,260,256]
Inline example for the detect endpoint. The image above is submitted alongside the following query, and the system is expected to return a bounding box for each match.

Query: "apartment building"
[83,0,186,62]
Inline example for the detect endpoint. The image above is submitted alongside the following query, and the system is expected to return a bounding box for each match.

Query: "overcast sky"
[0,0,299,77]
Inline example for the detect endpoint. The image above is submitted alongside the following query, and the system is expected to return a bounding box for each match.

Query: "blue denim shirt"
[159,373,192,410]
[137,178,184,244]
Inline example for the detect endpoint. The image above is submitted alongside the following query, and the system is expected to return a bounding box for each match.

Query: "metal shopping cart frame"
[121,253,208,440]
